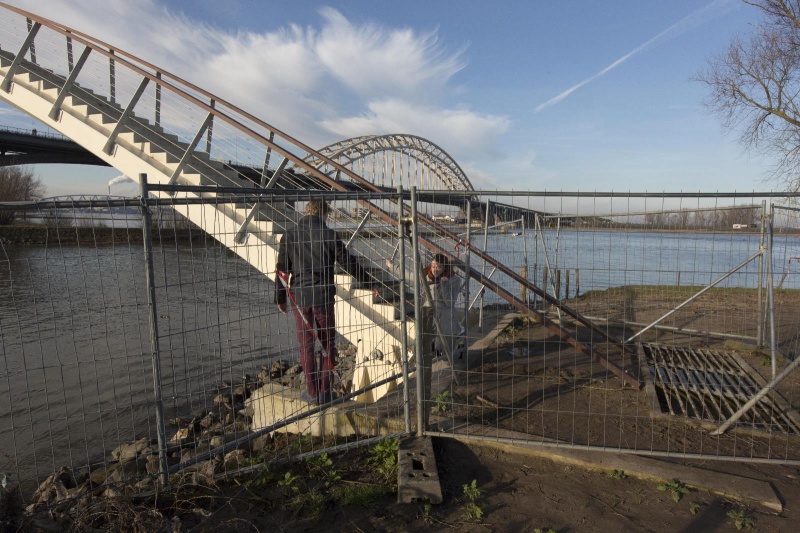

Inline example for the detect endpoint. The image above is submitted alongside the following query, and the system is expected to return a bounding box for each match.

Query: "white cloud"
[314,7,466,101]
[321,100,509,158]
[9,0,505,165]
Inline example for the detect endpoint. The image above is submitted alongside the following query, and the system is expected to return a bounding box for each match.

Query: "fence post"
[757,200,766,347]
[478,199,491,328]
[397,185,411,435]
[767,202,776,378]
[410,187,428,435]
[463,198,472,337]
[139,174,169,486]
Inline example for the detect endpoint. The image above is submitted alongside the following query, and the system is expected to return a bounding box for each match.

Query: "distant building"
[432,213,456,222]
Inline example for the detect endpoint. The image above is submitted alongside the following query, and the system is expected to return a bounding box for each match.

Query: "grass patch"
[339,483,391,507]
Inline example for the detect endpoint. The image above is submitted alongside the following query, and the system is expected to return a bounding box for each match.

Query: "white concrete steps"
[0,47,419,404]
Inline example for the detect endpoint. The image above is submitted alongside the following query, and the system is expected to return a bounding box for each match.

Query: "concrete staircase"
[0,40,412,402]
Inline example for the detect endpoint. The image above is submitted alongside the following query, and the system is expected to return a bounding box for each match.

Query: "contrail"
[534,0,733,113]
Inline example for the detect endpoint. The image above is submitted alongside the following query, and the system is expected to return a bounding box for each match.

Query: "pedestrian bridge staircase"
[0,3,637,409]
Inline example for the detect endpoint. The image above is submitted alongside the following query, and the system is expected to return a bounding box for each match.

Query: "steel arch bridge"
[305,134,474,192]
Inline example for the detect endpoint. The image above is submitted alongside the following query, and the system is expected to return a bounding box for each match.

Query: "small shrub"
[306,453,340,488]
[277,471,301,494]
[368,438,399,483]
[727,507,755,530]
[656,479,691,502]
[462,479,483,521]
[431,390,453,414]
[463,502,483,521]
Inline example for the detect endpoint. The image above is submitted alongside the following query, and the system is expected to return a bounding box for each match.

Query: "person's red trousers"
[292,303,337,398]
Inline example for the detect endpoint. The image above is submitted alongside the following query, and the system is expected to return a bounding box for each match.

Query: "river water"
[2,229,799,489]
[0,242,291,489]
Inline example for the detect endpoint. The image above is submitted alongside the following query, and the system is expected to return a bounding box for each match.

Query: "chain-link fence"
[2,188,800,509]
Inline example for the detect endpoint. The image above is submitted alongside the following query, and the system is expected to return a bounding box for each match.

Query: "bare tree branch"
[697,1,800,191]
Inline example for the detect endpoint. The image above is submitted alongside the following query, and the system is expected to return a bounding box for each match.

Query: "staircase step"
[87,111,121,126]
[149,148,182,165]
[14,71,58,91]
[116,130,149,146]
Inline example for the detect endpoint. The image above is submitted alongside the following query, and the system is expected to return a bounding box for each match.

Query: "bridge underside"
[0,128,109,167]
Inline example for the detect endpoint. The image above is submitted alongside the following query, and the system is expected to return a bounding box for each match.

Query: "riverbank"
[0,224,203,246]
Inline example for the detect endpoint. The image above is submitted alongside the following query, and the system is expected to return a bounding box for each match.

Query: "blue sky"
[0,0,775,196]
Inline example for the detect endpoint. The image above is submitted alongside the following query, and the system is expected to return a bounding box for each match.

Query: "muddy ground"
[14,287,800,532]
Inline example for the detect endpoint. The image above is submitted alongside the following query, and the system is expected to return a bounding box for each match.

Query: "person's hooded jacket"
[274,214,371,308]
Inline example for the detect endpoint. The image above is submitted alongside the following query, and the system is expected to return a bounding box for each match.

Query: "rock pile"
[23,347,357,519]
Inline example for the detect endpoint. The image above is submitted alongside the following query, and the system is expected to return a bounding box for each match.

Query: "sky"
[0,0,778,197]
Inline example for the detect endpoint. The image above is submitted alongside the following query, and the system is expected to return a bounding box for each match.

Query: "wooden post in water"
[520,265,528,303]
[555,269,561,300]
[565,270,570,300]
[542,266,549,309]
[576,269,580,298]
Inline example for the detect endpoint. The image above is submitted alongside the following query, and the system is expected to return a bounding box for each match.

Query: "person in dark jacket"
[275,200,372,405]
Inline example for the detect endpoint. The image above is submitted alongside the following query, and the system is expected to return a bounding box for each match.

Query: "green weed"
[608,469,627,480]
[419,502,433,523]
[306,453,340,488]
[727,507,755,530]
[368,438,399,483]
[534,529,556,533]
[656,479,691,502]
[462,479,483,521]
[689,501,703,515]
[431,390,453,414]
[277,471,301,494]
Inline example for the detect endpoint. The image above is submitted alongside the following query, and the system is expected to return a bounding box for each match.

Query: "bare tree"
[0,166,46,224]
[696,1,800,190]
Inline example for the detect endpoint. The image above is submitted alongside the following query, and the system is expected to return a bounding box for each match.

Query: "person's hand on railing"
[278,304,286,314]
